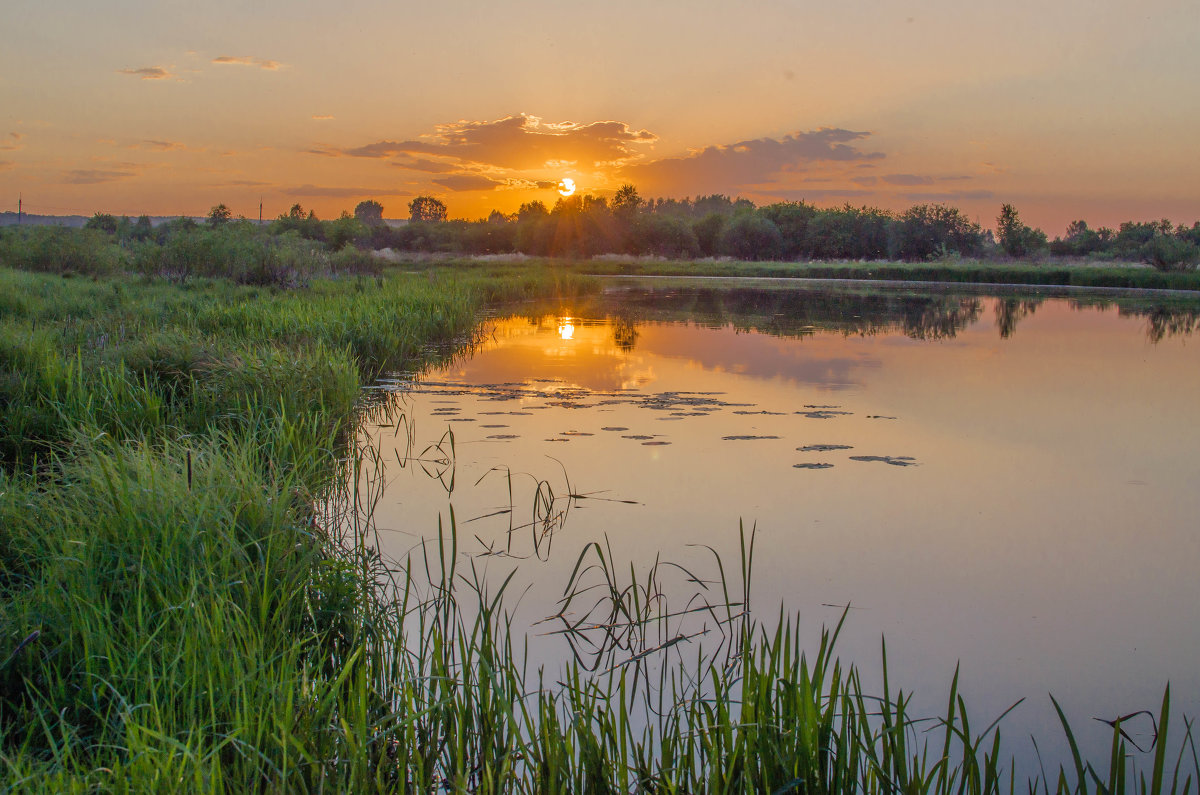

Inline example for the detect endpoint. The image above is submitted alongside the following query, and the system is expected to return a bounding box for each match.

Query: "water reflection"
[995,298,1042,339]
[510,284,1200,346]
[362,283,1200,777]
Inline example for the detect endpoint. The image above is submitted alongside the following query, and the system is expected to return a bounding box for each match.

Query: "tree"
[208,203,232,226]
[996,204,1046,258]
[719,213,783,261]
[354,200,384,226]
[409,196,447,222]
[611,184,643,219]
[891,204,985,261]
[84,212,119,234]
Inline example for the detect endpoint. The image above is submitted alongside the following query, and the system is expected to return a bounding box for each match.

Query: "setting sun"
[557,318,575,340]
[557,178,576,197]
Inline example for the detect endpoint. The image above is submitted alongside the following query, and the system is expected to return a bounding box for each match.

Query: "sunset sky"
[2,0,1197,234]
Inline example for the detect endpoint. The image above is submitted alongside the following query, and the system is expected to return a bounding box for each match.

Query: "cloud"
[881,173,934,186]
[432,174,505,192]
[64,169,137,185]
[226,179,271,187]
[0,133,22,152]
[117,66,173,80]
[212,56,282,71]
[903,189,995,201]
[391,157,458,173]
[342,114,657,170]
[0,161,12,171]
[138,139,187,152]
[621,128,884,195]
[311,115,335,121]
[760,188,878,201]
[285,184,412,198]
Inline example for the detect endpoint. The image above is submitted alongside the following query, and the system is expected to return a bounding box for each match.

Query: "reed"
[1,263,1193,793]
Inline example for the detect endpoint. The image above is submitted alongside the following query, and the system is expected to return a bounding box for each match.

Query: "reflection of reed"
[612,312,640,351]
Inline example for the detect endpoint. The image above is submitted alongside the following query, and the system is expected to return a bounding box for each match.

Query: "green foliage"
[409,195,448,222]
[1142,233,1200,271]
[353,199,385,226]
[720,212,783,260]
[206,203,232,226]
[611,183,643,220]
[996,204,1048,258]
[0,261,1195,791]
[892,204,985,261]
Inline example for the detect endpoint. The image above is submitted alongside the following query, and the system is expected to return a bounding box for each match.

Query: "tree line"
[57,187,1200,273]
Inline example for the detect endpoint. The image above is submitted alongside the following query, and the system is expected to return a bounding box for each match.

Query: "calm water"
[361,280,1200,769]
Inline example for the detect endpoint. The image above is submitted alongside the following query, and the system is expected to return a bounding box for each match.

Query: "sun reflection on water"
[557,318,575,340]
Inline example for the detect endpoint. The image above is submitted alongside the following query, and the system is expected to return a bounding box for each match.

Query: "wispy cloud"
[904,189,994,202]
[0,161,13,172]
[213,56,283,71]
[432,174,505,192]
[311,114,334,121]
[64,168,138,185]
[0,133,22,152]
[881,173,935,186]
[285,184,412,198]
[117,66,173,80]
[391,157,458,174]
[761,188,878,201]
[136,139,187,152]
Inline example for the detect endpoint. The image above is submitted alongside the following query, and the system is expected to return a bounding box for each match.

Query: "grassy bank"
[390,253,1200,292]
[2,263,1195,792]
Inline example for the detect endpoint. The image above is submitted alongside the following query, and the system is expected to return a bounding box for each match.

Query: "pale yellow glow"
[557,319,575,340]
[557,178,576,197]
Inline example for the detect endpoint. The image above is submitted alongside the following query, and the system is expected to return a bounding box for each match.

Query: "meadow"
[1,224,1196,793]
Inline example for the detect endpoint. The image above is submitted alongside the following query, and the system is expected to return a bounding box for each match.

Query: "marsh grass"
[1,263,1195,792]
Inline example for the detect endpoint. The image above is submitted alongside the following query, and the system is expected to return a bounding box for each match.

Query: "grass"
[391,253,1200,292]
[1,261,1196,792]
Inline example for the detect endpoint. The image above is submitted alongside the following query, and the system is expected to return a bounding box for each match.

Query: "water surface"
[361,282,1200,768]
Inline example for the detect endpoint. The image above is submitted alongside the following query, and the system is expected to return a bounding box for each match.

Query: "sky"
[2,0,1198,234]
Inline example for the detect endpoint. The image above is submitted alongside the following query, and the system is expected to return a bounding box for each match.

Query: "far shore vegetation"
[1,206,1198,791]
[2,186,1198,291]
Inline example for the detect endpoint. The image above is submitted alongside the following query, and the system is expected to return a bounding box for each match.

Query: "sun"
[557,177,576,197]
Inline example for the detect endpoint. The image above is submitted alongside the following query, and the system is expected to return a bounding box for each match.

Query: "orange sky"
[2,0,1198,235]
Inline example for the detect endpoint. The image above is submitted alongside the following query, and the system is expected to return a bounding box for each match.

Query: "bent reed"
[0,261,1194,793]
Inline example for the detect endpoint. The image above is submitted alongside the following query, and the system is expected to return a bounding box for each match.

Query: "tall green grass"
[1,264,1194,792]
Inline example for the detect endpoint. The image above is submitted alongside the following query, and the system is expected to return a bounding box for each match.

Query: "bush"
[1142,234,1200,272]
[719,213,783,260]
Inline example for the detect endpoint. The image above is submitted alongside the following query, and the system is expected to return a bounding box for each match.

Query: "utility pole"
[259,198,263,226]
[17,194,22,225]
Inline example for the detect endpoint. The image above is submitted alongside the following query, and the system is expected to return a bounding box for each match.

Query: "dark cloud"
[851,176,878,186]
[904,189,994,201]
[391,157,458,173]
[343,114,657,170]
[139,139,186,151]
[432,174,505,192]
[117,66,173,80]
[212,56,282,71]
[286,184,413,198]
[760,188,877,201]
[621,128,884,195]
[64,169,137,184]
[881,173,934,186]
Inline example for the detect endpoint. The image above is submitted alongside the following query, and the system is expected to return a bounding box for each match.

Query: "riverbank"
[385,252,1200,292]
[1,264,1192,792]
